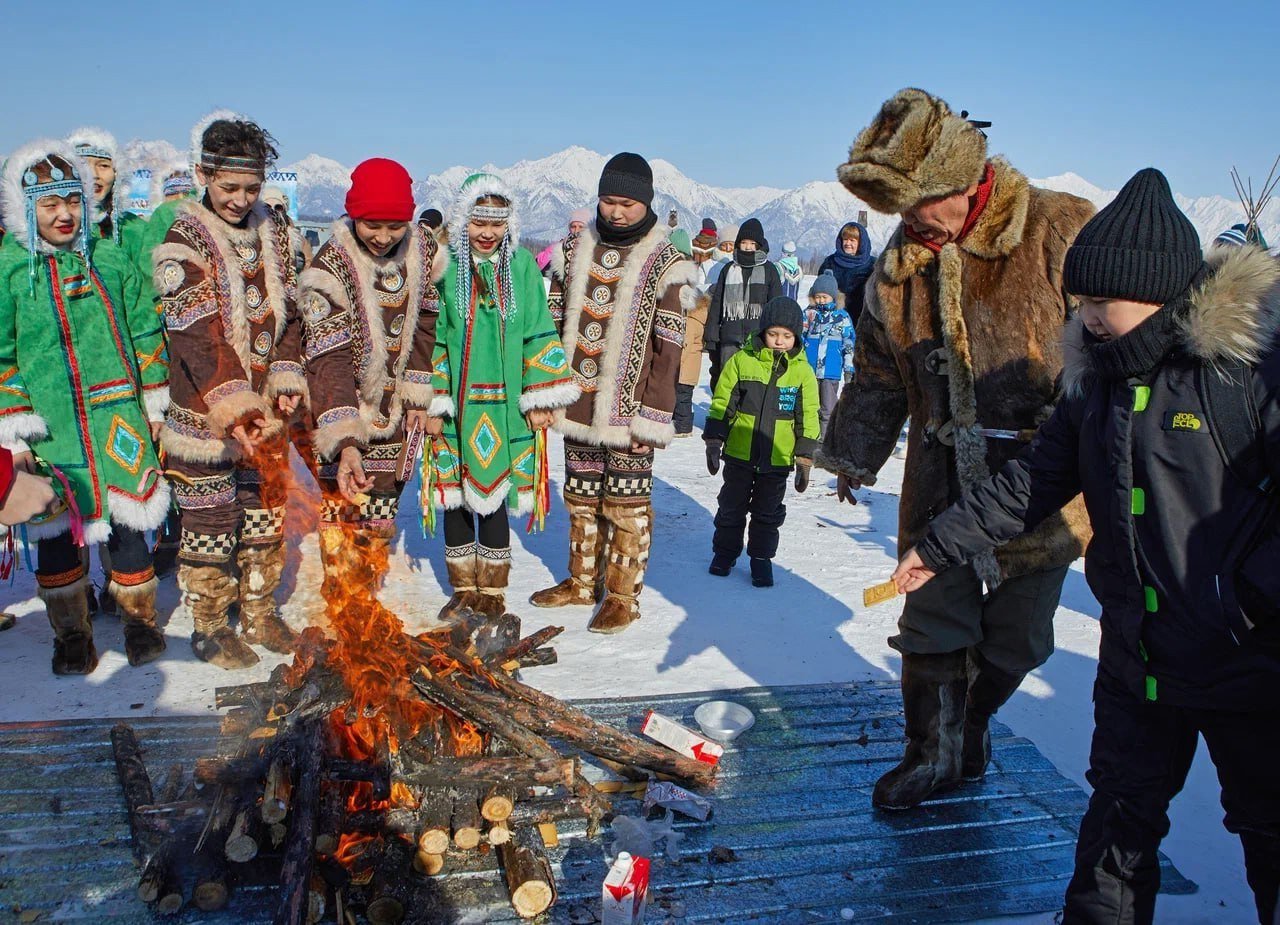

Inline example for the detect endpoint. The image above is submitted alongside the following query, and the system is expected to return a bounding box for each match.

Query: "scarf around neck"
[1084,305,1183,381]
[596,207,658,247]
[905,162,996,254]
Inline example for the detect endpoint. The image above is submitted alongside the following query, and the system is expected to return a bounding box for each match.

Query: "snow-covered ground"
[0,376,1258,923]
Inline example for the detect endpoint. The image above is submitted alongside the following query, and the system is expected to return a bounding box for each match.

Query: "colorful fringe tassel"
[525,429,550,535]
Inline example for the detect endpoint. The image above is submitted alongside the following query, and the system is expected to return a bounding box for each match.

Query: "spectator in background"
[778,240,803,299]
[418,207,444,235]
[673,227,707,437]
[537,207,591,272]
[263,186,312,270]
[802,270,854,438]
[703,221,737,291]
[818,221,874,324]
[704,219,782,390]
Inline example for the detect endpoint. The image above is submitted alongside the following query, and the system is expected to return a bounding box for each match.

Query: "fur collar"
[880,158,1031,284]
[1063,245,1280,396]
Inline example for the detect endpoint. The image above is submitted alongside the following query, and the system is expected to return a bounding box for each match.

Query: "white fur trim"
[400,381,433,408]
[518,381,580,414]
[160,424,237,464]
[66,126,129,223]
[1,139,93,250]
[446,173,521,252]
[428,394,456,418]
[312,416,367,463]
[151,241,207,293]
[151,158,194,205]
[0,413,48,451]
[143,387,171,422]
[629,415,675,449]
[108,478,172,533]
[24,513,113,545]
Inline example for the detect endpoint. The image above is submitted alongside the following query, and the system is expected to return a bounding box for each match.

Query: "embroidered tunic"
[431,248,577,516]
[549,222,696,450]
[300,220,442,478]
[0,238,170,542]
[153,200,306,464]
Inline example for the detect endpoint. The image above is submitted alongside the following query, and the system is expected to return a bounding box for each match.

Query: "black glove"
[705,439,723,476]
[794,457,812,493]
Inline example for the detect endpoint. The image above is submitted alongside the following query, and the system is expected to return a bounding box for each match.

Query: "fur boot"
[237,543,297,654]
[872,650,968,810]
[110,575,166,667]
[41,578,98,675]
[961,649,1025,781]
[181,562,259,669]
[439,543,482,621]
[587,501,651,634]
[531,500,605,607]
[473,546,511,619]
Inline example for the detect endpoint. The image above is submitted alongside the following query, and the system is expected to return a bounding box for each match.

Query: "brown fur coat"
[819,158,1096,583]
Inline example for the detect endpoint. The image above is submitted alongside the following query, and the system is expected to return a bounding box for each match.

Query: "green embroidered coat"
[0,237,170,542]
[430,247,577,516]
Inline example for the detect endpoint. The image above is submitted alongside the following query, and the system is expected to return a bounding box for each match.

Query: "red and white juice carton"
[640,711,724,766]
[602,851,650,925]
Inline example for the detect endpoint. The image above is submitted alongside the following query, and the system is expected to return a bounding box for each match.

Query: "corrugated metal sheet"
[0,681,1194,923]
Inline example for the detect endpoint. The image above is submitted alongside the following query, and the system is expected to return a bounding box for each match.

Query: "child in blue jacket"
[802,270,854,438]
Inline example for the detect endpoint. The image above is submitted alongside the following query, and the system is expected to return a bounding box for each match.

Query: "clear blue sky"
[2,0,1274,198]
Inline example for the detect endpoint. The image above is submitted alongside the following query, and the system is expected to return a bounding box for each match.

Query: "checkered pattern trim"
[180,530,237,562]
[605,471,653,499]
[241,507,286,543]
[321,493,399,527]
[565,472,604,500]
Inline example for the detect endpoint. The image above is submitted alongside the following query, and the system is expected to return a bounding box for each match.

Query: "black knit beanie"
[758,296,804,342]
[598,152,654,206]
[1064,167,1203,305]
[737,218,768,253]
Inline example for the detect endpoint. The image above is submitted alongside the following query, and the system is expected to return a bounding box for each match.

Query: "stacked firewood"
[113,609,716,923]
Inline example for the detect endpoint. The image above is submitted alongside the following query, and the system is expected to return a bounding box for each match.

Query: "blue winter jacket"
[803,305,854,380]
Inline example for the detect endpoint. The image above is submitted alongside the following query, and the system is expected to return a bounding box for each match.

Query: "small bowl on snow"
[693,701,754,743]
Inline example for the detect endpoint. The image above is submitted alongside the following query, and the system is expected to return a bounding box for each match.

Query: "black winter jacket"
[917,247,1280,709]
[704,255,783,351]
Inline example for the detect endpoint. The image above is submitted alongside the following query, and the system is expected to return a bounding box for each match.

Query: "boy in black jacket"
[893,168,1280,925]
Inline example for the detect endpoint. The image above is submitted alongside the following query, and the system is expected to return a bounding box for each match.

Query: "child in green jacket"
[703,297,819,587]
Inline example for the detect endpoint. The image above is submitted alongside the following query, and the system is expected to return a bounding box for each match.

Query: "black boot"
[960,650,1026,781]
[708,552,735,577]
[750,558,774,587]
[872,650,968,810]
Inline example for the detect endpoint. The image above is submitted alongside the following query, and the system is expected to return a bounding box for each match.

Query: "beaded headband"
[73,143,112,161]
[199,151,266,174]
[163,173,195,197]
[471,204,510,221]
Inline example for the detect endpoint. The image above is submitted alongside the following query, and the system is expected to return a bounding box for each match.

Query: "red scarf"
[905,162,995,253]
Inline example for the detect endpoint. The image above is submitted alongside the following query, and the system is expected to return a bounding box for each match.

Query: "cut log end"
[366,896,405,925]
[510,881,554,918]
[417,828,451,855]
[413,849,445,876]
[192,879,229,912]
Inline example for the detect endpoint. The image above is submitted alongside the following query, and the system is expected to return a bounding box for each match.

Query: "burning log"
[482,625,564,669]
[275,721,324,925]
[225,808,261,863]
[111,724,185,912]
[451,789,483,850]
[498,825,556,919]
[262,755,294,824]
[314,785,345,856]
[510,648,558,670]
[398,755,576,791]
[415,788,452,856]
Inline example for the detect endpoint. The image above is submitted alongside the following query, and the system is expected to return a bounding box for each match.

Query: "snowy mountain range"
[124,141,1278,256]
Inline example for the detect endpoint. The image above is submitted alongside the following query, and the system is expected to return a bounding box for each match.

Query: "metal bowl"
[693,701,755,743]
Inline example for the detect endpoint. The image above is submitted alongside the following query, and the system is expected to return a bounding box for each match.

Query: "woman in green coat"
[429,173,578,619]
[0,140,170,674]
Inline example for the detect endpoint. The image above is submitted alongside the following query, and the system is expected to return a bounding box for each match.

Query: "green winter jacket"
[0,236,169,541]
[705,336,820,470]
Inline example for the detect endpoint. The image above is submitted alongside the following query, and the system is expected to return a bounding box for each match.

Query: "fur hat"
[66,127,130,237]
[758,296,805,342]
[837,88,988,215]
[692,231,717,254]
[151,158,194,205]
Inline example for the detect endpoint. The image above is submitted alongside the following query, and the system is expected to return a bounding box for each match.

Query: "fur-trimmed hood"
[150,157,195,206]
[66,126,129,220]
[1063,244,1280,396]
[189,108,253,184]
[446,172,520,251]
[0,139,93,255]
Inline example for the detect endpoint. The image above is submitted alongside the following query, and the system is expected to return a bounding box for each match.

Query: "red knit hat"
[345,158,414,221]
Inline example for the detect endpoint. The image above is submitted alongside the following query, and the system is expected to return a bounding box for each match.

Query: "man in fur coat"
[532,153,697,633]
[819,88,1095,809]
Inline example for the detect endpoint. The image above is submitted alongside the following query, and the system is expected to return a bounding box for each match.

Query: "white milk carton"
[640,711,724,766]
[602,851,650,925]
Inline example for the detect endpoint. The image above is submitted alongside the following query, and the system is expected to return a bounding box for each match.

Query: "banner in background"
[127,168,152,216]
[265,170,299,223]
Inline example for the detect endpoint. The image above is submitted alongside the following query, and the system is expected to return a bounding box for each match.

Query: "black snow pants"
[712,460,788,562]
[1063,672,1280,924]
